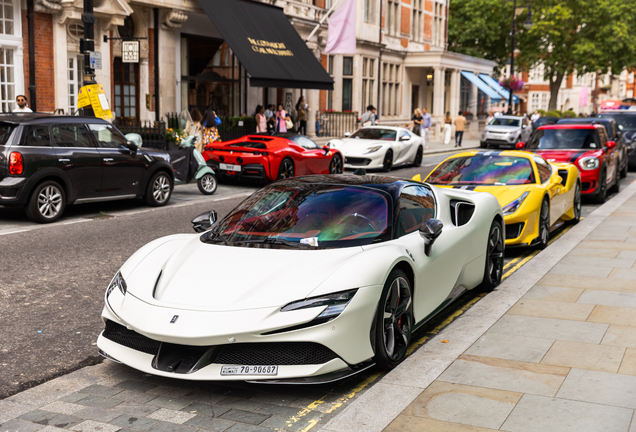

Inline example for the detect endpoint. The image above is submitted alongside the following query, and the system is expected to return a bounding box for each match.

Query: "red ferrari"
[203,133,344,182]
[519,124,620,203]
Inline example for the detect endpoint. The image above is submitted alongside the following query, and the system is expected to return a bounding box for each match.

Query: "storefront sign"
[247,38,293,57]
[77,84,113,120]
[89,51,102,69]
[122,41,140,63]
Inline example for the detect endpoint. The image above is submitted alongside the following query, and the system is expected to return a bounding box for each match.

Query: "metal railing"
[113,119,167,150]
[319,111,359,138]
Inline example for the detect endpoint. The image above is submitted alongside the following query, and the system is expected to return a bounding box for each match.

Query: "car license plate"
[219,163,241,172]
[220,365,278,376]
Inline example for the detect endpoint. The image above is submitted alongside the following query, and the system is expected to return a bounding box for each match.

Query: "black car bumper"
[481,139,518,149]
[0,177,29,206]
[207,161,269,181]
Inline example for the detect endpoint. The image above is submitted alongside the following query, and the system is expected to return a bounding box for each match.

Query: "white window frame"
[0,0,23,113]
[364,0,374,24]
[412,0,423,42]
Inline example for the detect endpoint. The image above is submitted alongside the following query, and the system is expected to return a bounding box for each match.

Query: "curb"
[322,179,636,432]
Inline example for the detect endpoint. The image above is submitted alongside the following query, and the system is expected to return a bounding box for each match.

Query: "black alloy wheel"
[382,150,393,172]
[571,182,581,224]
[594,167,607,204]
[329,154,343,174]
[277,158,295,180]
[537,198,550,249]
[413,146,424,167]
[145,171,172,206]
[25,180,66,223]
[610,165,621,194]
[197,173,217,195]
[373,269,413,370]
[480,220,505,292]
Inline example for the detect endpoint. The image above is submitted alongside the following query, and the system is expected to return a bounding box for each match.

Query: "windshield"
[527,129,600,149]
[206,185,390,248]
[428,156,535,186]
[599,114,636,131]
[488,118,521,127]
[350,128,397,141]
[558,120,612,138]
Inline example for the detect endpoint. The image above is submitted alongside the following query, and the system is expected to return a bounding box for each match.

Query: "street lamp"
[507,1,532,114]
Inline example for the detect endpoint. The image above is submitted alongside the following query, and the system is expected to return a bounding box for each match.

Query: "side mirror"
[606,140,616,149]
[192,210,217,233]
[323,145,330,156]
[419,218,443,257]
[344,132,351,137]
[516,142,526,150]
[400,135,410,141]
[125,141,139,154]
[522,124,527,129]
[554,175,563,186]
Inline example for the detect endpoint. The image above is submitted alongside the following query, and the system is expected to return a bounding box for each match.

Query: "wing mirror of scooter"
[419,218,443,257]
[192,210,218,233]
[125,141,139,155]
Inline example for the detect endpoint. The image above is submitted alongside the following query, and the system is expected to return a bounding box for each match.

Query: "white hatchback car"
[327,126,424,171]
[480,115,532,149]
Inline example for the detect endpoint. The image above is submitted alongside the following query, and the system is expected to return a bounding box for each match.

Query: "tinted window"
[0,122,18,145]
[395,186,435,238]
[88,124,127,148]
[527,129,600,149]
[557,119,613,138]
[399,130,411,140]
[488,118,521,127]
[290,135,319,149]
[21,125,50,147]
[51,124,94,148]
[427,156,536,186]
[534,156,552,183]
[350,128,397,141]
[599,114,636,131]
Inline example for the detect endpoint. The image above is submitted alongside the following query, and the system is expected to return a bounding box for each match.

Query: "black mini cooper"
[0,114,174,223]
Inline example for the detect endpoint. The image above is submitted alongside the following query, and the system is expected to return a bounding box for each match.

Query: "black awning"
[196,0,334,90]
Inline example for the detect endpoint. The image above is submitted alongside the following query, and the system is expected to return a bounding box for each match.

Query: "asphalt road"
[0,149,633,401]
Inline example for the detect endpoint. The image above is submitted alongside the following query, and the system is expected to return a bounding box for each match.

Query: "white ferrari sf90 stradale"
[98,175,504,383]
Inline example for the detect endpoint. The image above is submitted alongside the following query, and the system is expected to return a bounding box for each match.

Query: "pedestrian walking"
[255,105,267,133]
[406,108,423,135]
[295,96,308,135]
[360,105,377,126]
[443,112,452,145]
[421,107,432,148]
[13,95,32,113]
[201,105,221,145]
[486,110,494,125]
[454,111,467,147]
[189,107,204,152]
[315,110,323,137]
[275,104,287,133]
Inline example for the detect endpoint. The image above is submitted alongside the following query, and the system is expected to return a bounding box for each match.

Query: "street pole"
[81,0,96,117]
[507,0,516,115]
[26,0,36,112]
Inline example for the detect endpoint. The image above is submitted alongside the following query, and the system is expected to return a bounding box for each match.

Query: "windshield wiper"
[206,230,230,246]
[236,237,315,248]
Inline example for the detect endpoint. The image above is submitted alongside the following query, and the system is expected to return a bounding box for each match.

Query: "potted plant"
[499,75,526,92]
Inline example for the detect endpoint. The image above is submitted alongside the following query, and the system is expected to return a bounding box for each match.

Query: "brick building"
[6,0,502,138]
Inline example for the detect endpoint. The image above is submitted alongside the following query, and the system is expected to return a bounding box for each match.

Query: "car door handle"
[103,158,114,162]
[58,158,70,163]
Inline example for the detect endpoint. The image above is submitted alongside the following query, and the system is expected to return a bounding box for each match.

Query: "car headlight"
[502,191,530,215]
[578,157,599,170]
[364,146,382,154]
[281,289,357,321]
[106,271,127,297]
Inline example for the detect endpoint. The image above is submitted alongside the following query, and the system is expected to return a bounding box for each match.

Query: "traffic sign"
[89,51,102,69]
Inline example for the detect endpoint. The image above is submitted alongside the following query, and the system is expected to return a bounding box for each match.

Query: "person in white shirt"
[13,95,33,113]
[530,110,541,122]
[494,111,503,118]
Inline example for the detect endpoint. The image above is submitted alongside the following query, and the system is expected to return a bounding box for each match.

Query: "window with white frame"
[530,93,540,112]
[433,2,444,47]
[540,93,548,110]
[342,56,353,111]
[388,0,399,36]
[327,54,334,110]
[364,0,374,23]
[68,56,77,114]
[0,48,15,112]
[382,62,401,117]
[412,0,423,42]
[362,57,375,109]
[0,0,14,35]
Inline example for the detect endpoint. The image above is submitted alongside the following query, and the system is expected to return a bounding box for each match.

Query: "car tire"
[571,182,581,224]
[621,159,628,178]
[25,180,66,224]
[412,146,423,167]
[594,167,607,204]
[610,166,621,194]
[479,219,505,292]
[329,154,343,174]
[373,268,413,370]
[144,171,172,207]
[480,141,486,148]
[382,150,393,172]
[197,173,217,195]
[277,158,295,180]
[537,198,550,249]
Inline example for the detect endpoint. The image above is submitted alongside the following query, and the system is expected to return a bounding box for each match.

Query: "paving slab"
[500,394,633,432]
[540,340,625,373]
[619,348,636,375]
[465,333,554,363]
[487,314,608,344]
[385,415,499,431]
[183,415,235,431]
[602,325,636,348]
[522,285,583,303]
[569,247,620,258]
[556,368,636,409]
[110,415,159,431]
[69,420,122,432]
[549,262,613,278]
[587,305,636,326]
[577,290,636,308]
[507,298,594,321]
[0,419,45,432]
[538,273,636,292]
[146,408,196,425]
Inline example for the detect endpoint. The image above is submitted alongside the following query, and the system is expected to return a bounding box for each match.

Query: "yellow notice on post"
[77,84,113,120]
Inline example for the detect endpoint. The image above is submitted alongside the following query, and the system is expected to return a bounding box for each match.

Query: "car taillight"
[9,152,23,175]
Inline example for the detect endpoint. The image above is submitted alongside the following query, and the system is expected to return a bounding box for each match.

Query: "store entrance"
[113,57,139,125]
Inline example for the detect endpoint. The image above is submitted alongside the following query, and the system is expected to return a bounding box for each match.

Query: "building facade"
[7,0,500,138]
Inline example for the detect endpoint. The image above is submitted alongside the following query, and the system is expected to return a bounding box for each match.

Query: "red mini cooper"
[518,124,620,203]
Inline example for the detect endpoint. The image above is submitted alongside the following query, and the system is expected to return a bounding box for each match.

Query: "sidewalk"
[313,136,481,155]
[323,179,636,432]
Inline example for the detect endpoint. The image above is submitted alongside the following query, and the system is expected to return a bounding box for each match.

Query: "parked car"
[557,117,628,178]
[0,114,174,223]
[326,126,424,171]
[202,133,343,183]
[480,116,532,149]
[425,150,580,249]
[597,111,636,169]
[518,124,620,203]
[97,174,504,382]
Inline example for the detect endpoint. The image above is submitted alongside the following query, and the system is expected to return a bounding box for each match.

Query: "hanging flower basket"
[499,75,525,92]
